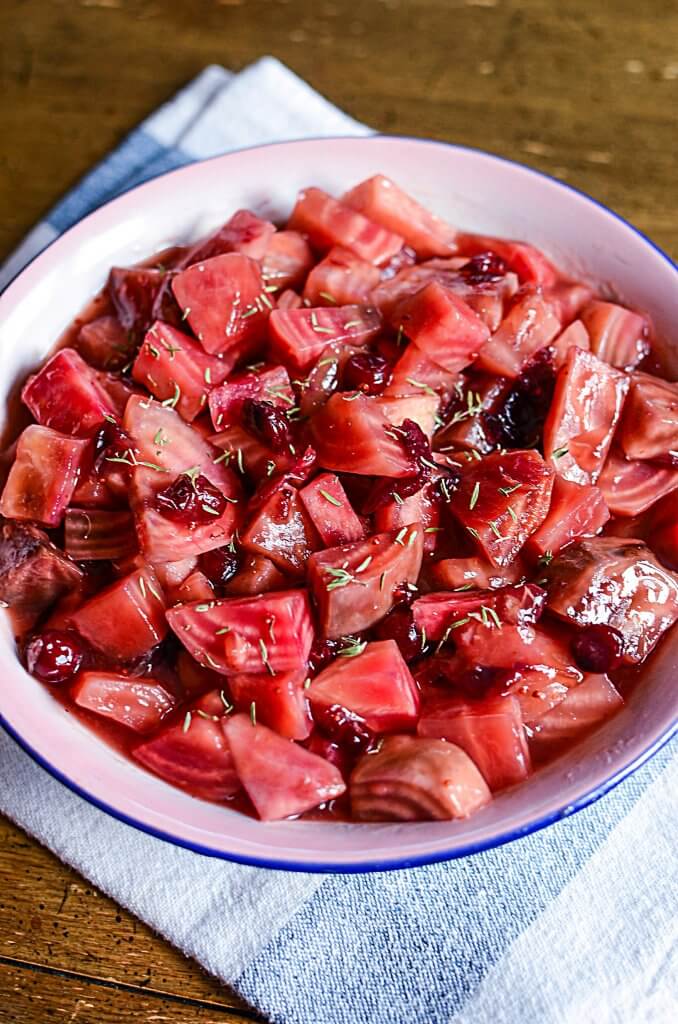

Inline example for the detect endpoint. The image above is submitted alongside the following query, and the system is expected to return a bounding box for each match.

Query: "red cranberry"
[199,547,239,587]
[155,472,227,526]
[571,625,624,673]
[342,352,391,395]
[485,348,556,450]
[375,606,425,661]
[93,419,136,470]
[459,252,508,285]
[243,398,293,451]
[313,703,375,753]
[308,636,345,675]
[25,630,84,684]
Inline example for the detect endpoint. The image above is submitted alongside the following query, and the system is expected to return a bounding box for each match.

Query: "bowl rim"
[1,133,676,873]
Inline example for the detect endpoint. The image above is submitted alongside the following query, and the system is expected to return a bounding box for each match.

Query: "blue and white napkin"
[1,58,676,1024]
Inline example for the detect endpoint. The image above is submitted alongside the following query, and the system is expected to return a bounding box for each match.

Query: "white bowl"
[0,136,676,872]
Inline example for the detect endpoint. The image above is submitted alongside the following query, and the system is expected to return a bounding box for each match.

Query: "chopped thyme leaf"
[405,377,437,397]
[161,382,181,409]
[182,711,192,733]
[318,291,337,304]
[250,701,257,726]
[551,446,569,460]
[469,481,480,510]
[338,639,367,658]
[395,527,408,546]
[355,556,372,573]
[319,488,342,507]
[467,526,480,540]
[138,576,147,598]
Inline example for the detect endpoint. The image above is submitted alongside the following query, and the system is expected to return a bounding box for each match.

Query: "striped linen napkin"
[0,57,676,1024]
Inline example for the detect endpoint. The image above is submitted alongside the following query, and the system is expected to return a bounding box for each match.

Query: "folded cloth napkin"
[1,57,676,1024]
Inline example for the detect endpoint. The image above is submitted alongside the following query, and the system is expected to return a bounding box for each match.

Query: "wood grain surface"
[1,0,676,1020]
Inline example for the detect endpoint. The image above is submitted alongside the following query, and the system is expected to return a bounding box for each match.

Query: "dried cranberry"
[93,419,135,471]
[243,398,293,452]
[248,445,317,513]
[375,606,425,661]
[313,702,375,753]
[308,636,345,675]
[25,630,84,684]
[155,472,227,526]
[199,547,240,587]
[342,352,391,395]
[485,348,556,450]
[571,625,624,673]
[459,252,508,286]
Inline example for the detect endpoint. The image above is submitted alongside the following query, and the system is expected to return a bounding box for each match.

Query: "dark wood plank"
[1,962,259,1023]
[0,818,260,1017]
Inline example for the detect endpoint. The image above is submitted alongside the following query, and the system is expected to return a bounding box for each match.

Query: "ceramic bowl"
[1,136,676,872]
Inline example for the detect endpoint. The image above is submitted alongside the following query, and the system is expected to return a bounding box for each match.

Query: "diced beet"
[268,305,381,373]
[70,472,114,509]
[544,536,678,663]
[580,300,651,370]
[475,290,561,378]
[373,479,441,553]
[299,472,365,547]
[0,522,84,632]
[309,639,420,733]
[171,253,269,356]
[171,570,215,605]
[428,555,525,591]
[70,568,167,660]
[543,347,629,485]
[396,282,490,373]
[228,670,312,740]
[240,483,319,577]
[183,209,276,265]
[132,321,231,421]
[618,372,678,463]
[22,348,116,437]
[288,187,404,266]
[303,246,381,306]
[208,364,293,430]
[72,672,176,733]
[276,289,303,311]
[107,265,166,341]
[375,393,440,440]
[418,695,531,791]
[550,318,590,368]
[95,371,141,420]
[546,282,595,324]
[342,175,457,259]
[412,583,545,643]
[223,713,346,820]
[450,449,554,566]
[123,395,241,562]
[310,393,415,477]
[64,508,137,561]
[261,230,314,291]
[209,423,280,481]
[76,315,133,371]
[453,618,583,724]
[167,589,314,675]
[224,554,289,596]
[24,630,85,685]
[134,693,239,800]
[528,674,623,761]
[308,525,424,639]
[524,477,610,560]
[152,557,197,591]
[350,735,491,821]
[597,447,678,517]
[372,258,516,328]
[456,234,559,287]
[0,426,88,526]
[384,343,461,402]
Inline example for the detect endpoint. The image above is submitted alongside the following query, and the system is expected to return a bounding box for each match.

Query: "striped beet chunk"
[303,246,380,306]
[268,304,381,372]
[396,281,490,373]
[288,187,404,265]
[342,175,457,259]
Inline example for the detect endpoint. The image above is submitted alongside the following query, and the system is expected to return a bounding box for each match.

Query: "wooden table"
[1,1,676,1020]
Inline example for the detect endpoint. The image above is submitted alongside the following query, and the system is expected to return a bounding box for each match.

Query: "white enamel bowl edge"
[0,136,676,872]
